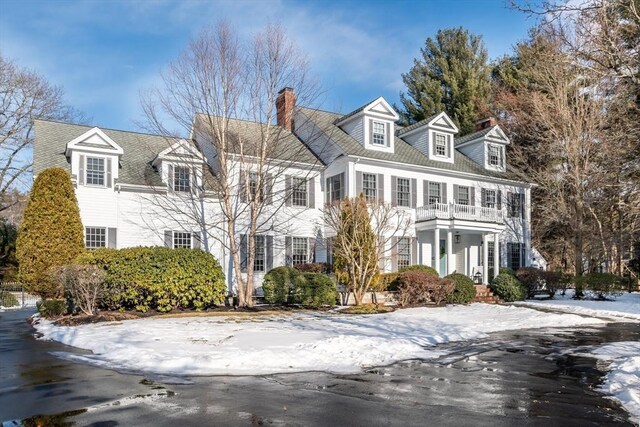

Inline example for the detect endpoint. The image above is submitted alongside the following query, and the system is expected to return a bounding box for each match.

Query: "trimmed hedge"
[398,265,439,276]
[377,265,439,292]
[262,267,337,307]
[445,273,477,304]
[77,247,226,312]
[490,273,526,302]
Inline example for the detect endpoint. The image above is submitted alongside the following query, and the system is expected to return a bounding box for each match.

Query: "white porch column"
[446,230,454,275]
[482,233,489,284]
[493,233,500,279]
[433,228,440,275]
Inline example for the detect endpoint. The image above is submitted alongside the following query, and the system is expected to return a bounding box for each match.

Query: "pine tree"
[16,168,85,297]
[399,27,491,134]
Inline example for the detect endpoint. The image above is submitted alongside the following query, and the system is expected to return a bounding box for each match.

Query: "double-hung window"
[174,166,191,192]
[330,175,342,203]
[397,237,411,270]
[509,243,524,270]
[254,235,266,272]
[292,177,308,207]
[397,178,410,207]
[248,172,264,202]
[363,173,377,202]
[435,133,447,157]
[508,192,522,218]
[292,237,308,265]
[173,231,192,249]
[488,145,503,167]
[484,189,497,209]
[428,182,441,204]
[86,157,105,186]
[458,186,470,205]
[372,121,386,146]
[85,227,106,249]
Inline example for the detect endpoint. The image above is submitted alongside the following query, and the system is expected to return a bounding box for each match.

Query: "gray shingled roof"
[194,114,321,165]
[395,113,439,136]
[332,98,381,124]
[454,126,493,145]
[299,108,522,181]
[34,120,185,187]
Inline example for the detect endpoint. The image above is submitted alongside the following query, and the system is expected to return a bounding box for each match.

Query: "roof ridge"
[35,118,186,140]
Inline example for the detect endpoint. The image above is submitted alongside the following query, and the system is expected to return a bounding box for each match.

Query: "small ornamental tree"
[16,168,85,297]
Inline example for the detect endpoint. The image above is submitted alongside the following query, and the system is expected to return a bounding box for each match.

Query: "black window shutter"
[520,193,526,219]
[369,119,373,144]
[423,180,430,205]
[441,182,447,204]
[507,242,513,270]
[285,236,292,267]
[411,238,418,265]
[453,184,459,204]
[164,230,173,248]
[106,158,112,188]
[79,155,85,185]
[193,232,202,250]
[308,177,315,208]
[377,174,384,201]
[325,177,331,205]
[308,237,315,263]
[338,172,345,199]
[497,190,502,210]
[481,189,487,207]
[239,172,246,203]
[356,171,363,198]
[240,234,248,273]
[411,178,417,208]
[391,237,398,272]
[266,236,273,271]
[107,228,117,249]
[167,164,174,190]
[470,187,476,206]
[265,174,273,205]
[391,176,397,207]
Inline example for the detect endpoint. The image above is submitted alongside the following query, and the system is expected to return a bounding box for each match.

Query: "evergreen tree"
[399,27,491,134]
[16,168,85,297]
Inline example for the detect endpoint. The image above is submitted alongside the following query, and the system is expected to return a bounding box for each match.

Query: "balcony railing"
[416,202,504,224]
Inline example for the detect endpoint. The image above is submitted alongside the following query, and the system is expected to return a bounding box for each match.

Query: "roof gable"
[154,139,205,166]
[65,127,124,156]
[335,96,399,125]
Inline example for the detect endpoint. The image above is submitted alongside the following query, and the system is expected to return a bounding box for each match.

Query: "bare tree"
[0,54,85,211]
[141,23,323,307]
[325,194,412,305]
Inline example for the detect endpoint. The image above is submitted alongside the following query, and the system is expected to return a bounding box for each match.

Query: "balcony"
[416,202,504,224]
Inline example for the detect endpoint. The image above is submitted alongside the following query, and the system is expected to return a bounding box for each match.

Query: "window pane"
[292,177,308,207]
[510,243,521,270]
[174,166,191,192]
[397,238,411,270]
[458,186,469,205]
[86,157,105,186]
[485,189,496,208]
[435,134,447,156]
[254,235,265,272]
[330,175,342,202]
[292,237,308,265]
[397,177,410,207]
[363,173,377,201]
[85,227,106,249]
[249,172,264,202]
[173,232,192,249]
[428,182,441,204]
[372,121,385,145]
[489,145,502,167]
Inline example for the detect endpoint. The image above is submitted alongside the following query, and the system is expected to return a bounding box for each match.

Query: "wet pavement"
[0,308,637,426]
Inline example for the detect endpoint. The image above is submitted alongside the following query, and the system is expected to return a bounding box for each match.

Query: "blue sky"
[1,0,539,132]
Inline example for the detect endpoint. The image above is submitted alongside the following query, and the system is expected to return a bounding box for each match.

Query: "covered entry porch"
[415,210,505,284]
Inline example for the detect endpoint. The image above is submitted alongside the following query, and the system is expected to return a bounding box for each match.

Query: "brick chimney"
[276,87,296,131]
[475,117,497,131]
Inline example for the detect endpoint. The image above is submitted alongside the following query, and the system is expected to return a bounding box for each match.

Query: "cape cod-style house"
[33,88,539,293]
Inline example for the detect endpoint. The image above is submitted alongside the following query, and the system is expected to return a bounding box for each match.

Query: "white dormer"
[456,120,509,172]
[397,112,458,164]
[335,97,399,153]
[152,139,206,193]
[66,127,124,188]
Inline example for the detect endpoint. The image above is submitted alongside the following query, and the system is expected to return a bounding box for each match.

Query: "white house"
[33,87,536,293]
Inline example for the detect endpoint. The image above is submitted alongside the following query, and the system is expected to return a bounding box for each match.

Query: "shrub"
[293,263,327,273]
[262,267,299,305]
[499,267,516,276]
[293,273,337,308]
[516,267,547,298]
[16,168,85,298]
[398,265,439,277]
[77,247,226,312]
[396,271,454,306]
[543,271,572,296]
[490,273,526,302]
[445,273,477,304]
[51,264,106,315]
[263,267,337,307]
[584,273,623,299]
[375,272,400,291]
[36,299,67,317]
[0,291,19,307]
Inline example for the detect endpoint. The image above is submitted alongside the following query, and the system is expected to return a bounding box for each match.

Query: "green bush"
[293,263,327,273]
[516,267,547,298]
[490,273,526,302]
[499,267,516,276]
[77,247,226,312]
[37,299,67,317]
[543,271,572,296]
[445,273,477,304]
[262,266,298,305]
[263,267,337,307]
[293,273,337,308]
[398,265,439,276]
[0,291,19,307]
[584,273,623,299]
[375,272,400,291]
[16,168,85,298]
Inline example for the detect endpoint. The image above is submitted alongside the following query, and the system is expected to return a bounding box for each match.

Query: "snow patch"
[517,291,640,321]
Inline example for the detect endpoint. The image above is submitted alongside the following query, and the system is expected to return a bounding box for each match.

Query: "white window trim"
[434,133,448,157]
[364,118,395,153]
[85,156,107,188]
[371,120,386,146]
[173,165,192,193]
[172,231,193,249]
[85,226,107,249]
[486,144,505,170]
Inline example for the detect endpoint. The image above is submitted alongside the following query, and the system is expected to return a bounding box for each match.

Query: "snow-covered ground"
[573,341,640,424]
[34,304,606,376]
[516,291,640,321]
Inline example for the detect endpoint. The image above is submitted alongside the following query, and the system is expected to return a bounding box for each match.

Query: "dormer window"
[86,157,105,186]
[174,166,191,192]
[435,133,447,156]
[372,121,386,145]
[488,145,504,168]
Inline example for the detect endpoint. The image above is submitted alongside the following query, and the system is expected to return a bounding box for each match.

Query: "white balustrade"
[415,202,504,223]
